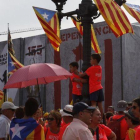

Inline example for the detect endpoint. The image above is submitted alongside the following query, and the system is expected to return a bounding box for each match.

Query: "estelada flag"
[0,90,4,102]
[8,52,24,75]
[123,3,140,23]
[33,7,62,51]
[10,118,45,140]
[93,0,134,37]
[71,17,101,54]
[8,28,15,57]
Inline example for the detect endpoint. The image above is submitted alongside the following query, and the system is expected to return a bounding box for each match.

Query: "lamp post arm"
[61,9,79,18]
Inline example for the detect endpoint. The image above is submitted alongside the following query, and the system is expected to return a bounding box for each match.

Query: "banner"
[24,35,46,100]
[0,44,7,91]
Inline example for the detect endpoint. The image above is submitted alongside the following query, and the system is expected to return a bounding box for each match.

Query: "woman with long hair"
[45,110,61,140]
[89,108,116,140]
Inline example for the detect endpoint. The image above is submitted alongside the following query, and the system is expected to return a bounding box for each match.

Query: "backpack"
[107,116,125,140]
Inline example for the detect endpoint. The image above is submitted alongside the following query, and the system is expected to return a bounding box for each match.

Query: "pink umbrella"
[4,63,71,89]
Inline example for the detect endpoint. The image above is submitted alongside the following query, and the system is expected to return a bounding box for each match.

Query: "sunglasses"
[46,118,55,121]
[132,106,138,110]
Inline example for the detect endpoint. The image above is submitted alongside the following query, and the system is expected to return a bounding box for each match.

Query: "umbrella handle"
[36,79,42,105]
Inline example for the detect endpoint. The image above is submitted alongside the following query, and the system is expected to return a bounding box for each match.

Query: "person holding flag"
[10,98,45,140]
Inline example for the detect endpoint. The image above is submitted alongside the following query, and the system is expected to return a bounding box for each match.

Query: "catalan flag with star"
[8,28,15,57]
[123,3,140,23]
[8,29,24,75]
[10,118,45,140]
[93,0,133,37]
[33,7,61,51]
[71,17,101,54]
[8,52,23,75]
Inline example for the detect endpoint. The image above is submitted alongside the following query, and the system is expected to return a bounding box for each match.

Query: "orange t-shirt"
[85,65,103,94]
[135,125,140,140]
[45,127,61,140]
[58,123,70,140]
[109,115,129,140]
[125,125,140,140]
[44,122,48,133]
[93,124,112,140]
[70,73,83,95]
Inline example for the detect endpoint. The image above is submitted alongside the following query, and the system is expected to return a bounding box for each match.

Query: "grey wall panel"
[123,25,140,102]
[45,37,55,112]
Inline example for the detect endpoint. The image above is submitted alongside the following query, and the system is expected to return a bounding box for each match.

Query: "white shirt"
[62,118,94,140]
[0,114,11,139]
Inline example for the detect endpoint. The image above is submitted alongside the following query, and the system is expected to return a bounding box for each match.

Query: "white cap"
[1,101,18,110]
[60,105,73,117]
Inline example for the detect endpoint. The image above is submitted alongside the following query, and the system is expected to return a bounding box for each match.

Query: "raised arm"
[79,72,87,78]
[72,78,87,83]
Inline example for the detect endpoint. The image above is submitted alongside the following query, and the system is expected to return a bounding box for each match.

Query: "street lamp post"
[51,0,125,104]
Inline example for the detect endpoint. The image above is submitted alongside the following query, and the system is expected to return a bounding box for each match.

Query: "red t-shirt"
[44,121,48,133]
[93,124,112,140]
[61,118,66,127]
[109,115,129,140]
[125,125,140,140]
[70,73,83,95]
[45,127,61,140]
[135,125,140,140]
[58,123,70,140]
[86,65,103,93]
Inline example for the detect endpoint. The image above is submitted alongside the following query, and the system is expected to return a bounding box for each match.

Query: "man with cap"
[0,101,18,140]
[108,100,129,140]
[60,104,73,126]
[62,102,95,140]
[59,105,73,140]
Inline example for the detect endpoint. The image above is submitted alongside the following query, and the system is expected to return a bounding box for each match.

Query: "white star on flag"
[10,61,15,67]
[11,124,26,139]
[42,13,49,20]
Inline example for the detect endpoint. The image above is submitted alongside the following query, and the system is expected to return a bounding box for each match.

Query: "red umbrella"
[4,63,71,89]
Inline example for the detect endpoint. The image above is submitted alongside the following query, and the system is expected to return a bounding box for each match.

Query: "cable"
[0,27,43,35]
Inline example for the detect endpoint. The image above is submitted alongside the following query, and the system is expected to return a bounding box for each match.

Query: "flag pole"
[6,23,9,101]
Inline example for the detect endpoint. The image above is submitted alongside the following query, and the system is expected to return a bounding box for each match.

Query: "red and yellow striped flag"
[71,18,101,54]
[123,3,140,23]
[0,90,4,101]
[93,0,133,37]
[33,7,61,51]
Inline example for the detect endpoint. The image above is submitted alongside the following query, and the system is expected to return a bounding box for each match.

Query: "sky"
[0,0,140,41]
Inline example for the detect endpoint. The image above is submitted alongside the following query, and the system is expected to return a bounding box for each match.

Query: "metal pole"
[6,23,9,101]
[80,0,95,105]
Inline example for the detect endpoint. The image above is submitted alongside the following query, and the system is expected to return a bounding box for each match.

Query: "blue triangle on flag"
[34,7,56,22]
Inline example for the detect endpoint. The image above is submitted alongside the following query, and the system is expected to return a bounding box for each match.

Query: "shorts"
[90,89,104,102]
[72,94,83,104]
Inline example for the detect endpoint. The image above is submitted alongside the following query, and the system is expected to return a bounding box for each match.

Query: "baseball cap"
[2,101,18,110]
[116,100,127,112]
[72,102,95,115]
[60,105,73,117]
[124,109,139,122]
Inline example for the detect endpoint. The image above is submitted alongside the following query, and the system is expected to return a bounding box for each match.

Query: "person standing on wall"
[80,54,104,118]
[69,62,87,104]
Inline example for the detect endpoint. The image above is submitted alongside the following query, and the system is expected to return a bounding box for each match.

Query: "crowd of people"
[0,53,140,140]
[0,98,140,140]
